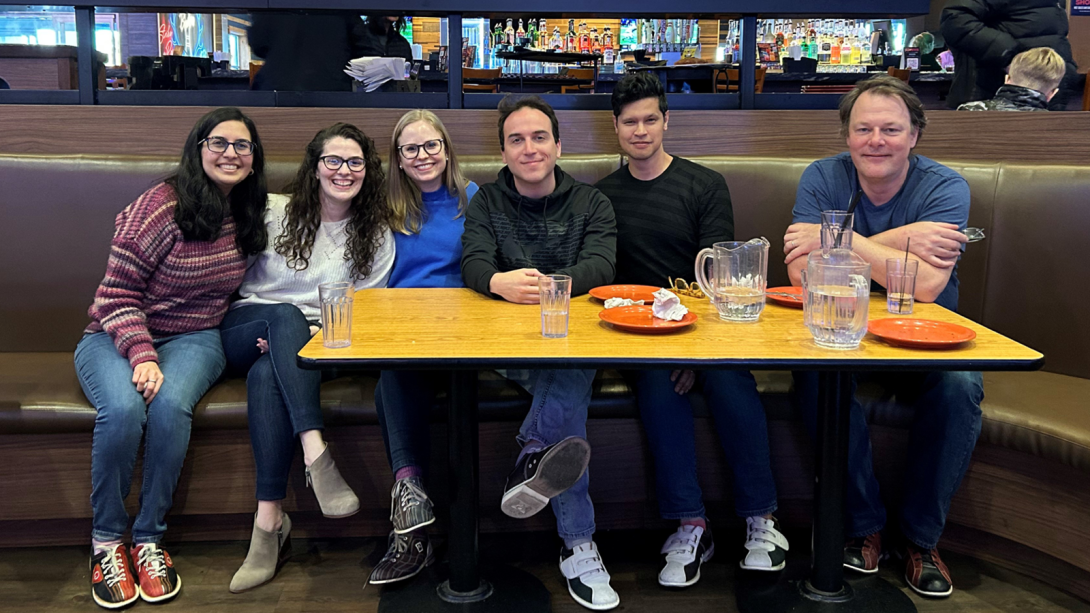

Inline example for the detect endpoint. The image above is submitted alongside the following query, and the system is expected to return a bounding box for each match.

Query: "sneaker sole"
[92,588,140,609]
[392,514,436,535]
[904,574,953,598]
[501,438,591,519]
[739,559,786,572]
[843,562,880,575]
[367,551,435,585]
[140,575,181,603]
[660,543,716,587]
[566,583,620,611]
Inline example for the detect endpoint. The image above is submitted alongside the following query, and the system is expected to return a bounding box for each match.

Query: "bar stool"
[561,67,595,93]
[717,67,766,93]
[887,66,910,83]
[463,67,502,93]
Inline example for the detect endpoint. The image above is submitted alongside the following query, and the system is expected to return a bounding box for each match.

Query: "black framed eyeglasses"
[201,137,254,156]
[397,139,444,159]
[319,156,366,172]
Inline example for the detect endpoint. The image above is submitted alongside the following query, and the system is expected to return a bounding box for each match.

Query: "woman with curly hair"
[76,107,268,608]
[221,123,394,593]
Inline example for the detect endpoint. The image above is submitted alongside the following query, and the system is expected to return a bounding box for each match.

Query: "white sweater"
[232,194,395,320]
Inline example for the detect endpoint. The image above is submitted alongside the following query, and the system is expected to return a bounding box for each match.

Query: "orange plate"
[598,305,698,334]
[589,284,661,303]
[766,286,804,308]
[868,318,977,349]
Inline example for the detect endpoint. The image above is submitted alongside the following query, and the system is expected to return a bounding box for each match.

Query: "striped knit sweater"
[85,182,248,367]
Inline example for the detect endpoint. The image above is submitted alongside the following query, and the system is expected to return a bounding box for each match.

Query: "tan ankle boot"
[229,513,292,593]
[305,443,360,518]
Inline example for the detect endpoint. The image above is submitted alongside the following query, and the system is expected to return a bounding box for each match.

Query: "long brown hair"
[387,110,470,235]
[275,123,389,280]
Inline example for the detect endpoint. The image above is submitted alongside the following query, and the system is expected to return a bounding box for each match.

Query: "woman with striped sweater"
[220,123,394,593]
[75,107,269,609]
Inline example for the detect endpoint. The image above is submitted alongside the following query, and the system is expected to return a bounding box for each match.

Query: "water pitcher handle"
[694,248,714,298]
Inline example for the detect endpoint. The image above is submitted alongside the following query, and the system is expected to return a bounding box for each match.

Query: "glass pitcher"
[801,248,871,349]
[693,237,770,322]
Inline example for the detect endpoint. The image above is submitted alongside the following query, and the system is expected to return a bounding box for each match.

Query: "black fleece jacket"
[461,165,616,298]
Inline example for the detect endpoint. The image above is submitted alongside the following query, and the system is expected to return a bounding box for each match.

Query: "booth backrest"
[1,153,1086,379]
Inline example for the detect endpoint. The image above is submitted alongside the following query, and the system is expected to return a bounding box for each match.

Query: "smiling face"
[613,97,668,162]
[397,120,447,194]
[201,120,253,194]
[316,136,365,207]
[846,91,919,186]
[501,107,560,196]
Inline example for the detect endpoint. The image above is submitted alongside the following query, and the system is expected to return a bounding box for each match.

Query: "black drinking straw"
[834,189,862,248]
[898,237,911,313]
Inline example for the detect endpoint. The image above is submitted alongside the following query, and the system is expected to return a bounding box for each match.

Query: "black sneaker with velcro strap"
[501,436,591,519]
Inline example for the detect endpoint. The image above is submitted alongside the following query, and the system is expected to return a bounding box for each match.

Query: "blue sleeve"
[792,162,836,224]
[465,181,479,203]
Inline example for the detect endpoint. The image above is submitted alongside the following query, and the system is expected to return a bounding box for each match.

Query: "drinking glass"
[802,249,871,349]
[539,275,572,338]
[318,281,353,348]
[821,210,855,253]
[693,237,770,322]
[886,258,918,314]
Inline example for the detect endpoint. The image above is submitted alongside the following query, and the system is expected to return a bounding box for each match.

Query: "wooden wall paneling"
[698,19,719,60]
[1,106,1090,163]
[413,17,442,55]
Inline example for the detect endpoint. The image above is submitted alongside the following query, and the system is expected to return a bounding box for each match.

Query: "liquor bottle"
[551,26,562,50]
[566,19,577,52]
[602,26,613,51]
[860,36,872,64]
[840,37,852,64]
[579,22,590,53]
[850,36,861,64]
[539,19,548,50]
[516,19,526,45]
[505,19,515,46]
[830,33,841,64]
[818,34,832,63]
[604,44,614,65]
[592,29,601,55]
[526,19,537,48]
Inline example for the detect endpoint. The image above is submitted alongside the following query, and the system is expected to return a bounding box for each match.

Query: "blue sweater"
[388,182,479,288]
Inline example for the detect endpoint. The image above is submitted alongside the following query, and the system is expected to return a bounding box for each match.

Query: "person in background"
[369,110,478,586]
[75,107,268,609]
[223,123,394,593]
[461,95,620,611]
[248,12,367,92]
[941,0,1078,109]
[595,72,789,588]
[358,15,414,64]
[958,47,1066,111]
[908,32,942,71]
[783,75,981,598]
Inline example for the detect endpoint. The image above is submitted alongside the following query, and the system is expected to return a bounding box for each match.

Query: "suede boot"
[305,443,360,518]
[229,512,292,593]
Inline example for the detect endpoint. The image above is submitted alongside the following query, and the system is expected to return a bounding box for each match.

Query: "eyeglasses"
[397,139,444,160]
[201,137,254,156]
[319,156,366,172]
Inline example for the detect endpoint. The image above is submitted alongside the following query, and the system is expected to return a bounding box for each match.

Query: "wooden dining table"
[298,287,1042,613]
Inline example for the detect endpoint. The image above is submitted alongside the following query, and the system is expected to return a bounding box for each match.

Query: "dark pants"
[374,370,438,475]
[221,304,326,501]
[793,370,984,550]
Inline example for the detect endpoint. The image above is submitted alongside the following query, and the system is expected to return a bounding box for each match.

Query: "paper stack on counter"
[344,57,408,92]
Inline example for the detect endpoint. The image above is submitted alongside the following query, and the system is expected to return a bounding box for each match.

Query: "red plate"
[589,284,662,303]
[599,305,697,334]
[868,318,977,349]
[766,286,804,308]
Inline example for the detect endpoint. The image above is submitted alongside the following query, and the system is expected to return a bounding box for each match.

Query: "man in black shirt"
[595,73,788,588]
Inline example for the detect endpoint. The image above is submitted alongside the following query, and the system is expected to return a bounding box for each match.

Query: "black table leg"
[377,370,550,612]
[735,371,916,612]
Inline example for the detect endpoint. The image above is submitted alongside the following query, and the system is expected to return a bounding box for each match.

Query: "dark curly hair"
[275,123,389,281]
[165,107,268,255]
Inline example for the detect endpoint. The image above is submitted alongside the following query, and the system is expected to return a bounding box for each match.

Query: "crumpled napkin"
[604,298,644,309]
[652,288,689,321]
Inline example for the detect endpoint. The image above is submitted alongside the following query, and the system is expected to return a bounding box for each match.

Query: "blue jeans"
[793,370,984,550]
[375,370,438,475]
[220,304,325,501]
[636,369,779,519]
[506,368,598,542]
[75,329,225,544]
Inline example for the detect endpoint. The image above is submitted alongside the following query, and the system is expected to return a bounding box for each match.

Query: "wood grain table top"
[298,288,1043,371]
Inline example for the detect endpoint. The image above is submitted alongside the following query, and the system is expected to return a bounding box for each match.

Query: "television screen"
[620,19,637,46]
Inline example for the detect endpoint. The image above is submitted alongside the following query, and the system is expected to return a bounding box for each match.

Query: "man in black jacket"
[461,96,619,611]
[940,0,1078,109]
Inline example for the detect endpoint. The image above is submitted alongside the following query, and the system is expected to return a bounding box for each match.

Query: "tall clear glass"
[539,274,572,338]
[693,237,770,322]
[318,281,353,348]
[821,210,855,253]
[802,249,871,349]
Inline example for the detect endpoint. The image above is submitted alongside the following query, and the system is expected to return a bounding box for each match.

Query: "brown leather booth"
[1,153,1088,601]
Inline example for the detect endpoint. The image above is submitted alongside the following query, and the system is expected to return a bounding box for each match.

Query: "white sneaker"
[740,516,789,571]
[559,542,620,611]
[658,525,715,587]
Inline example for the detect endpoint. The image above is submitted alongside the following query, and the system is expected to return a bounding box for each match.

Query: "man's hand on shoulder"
[489,268,543,304]
[901,222,967,269]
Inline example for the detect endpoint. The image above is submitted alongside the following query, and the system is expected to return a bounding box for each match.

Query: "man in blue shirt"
[783,75,983,599]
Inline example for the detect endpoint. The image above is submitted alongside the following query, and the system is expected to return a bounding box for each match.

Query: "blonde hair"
[1008,47,1066,94]
[387,110,470,235]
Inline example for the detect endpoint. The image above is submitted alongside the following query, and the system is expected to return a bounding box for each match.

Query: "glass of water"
[318,281,353,348]
[886,258,918,314]
[539,275,572,339]
[802,249,871,349]
[821,210,855,253]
